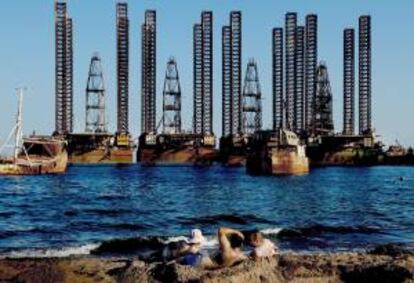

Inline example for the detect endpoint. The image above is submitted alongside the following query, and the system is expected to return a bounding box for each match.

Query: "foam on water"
[1,243,100,259]
[261,227,283,235]
[164,234,220,251]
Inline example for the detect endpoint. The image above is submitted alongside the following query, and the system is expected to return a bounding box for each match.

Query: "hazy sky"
[0,0,413,146]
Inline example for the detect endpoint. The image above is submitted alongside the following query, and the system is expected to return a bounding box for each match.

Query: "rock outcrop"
[1,248,413,283]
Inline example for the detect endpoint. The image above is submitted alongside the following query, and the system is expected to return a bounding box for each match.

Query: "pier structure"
[343,28,355,135]
[116,2,129,135]
[85,53,107,133]
[162,58,182,135]
[359,15,372,135]
[142,10,157,135]
[55,1,73,135]
[193,11,213,137]
[272,28,284,131]
[242,59,262,136]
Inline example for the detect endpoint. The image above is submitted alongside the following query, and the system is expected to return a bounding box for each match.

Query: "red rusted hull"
[271,150,309,175]
[0,138,68,175]
[68,148,133,164]
[139,146,217,166]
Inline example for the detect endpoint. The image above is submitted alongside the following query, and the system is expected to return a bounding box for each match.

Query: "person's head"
[248,230,264,247]
[187,229,205,254]
[229,234,244,250]
[189,229,205,245]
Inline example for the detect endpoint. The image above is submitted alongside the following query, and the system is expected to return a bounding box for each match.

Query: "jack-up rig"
[48,1,387,169]
[62,2,133,164]
[137,11,216,166]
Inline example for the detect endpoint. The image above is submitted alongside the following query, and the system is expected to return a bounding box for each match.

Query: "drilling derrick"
[304,14,318,134]
[272,28,283,131]
[193,11,213,136]
[343,28,355,135]
[55,1,73,135]
[138,16,216,166]
[359,15,372,135]
[242,60,262,136]
[222,11,242,137]
[85,53,107,133]
[285,12,296,132]
[162,58,181,135]
[295,26,305,133]
[314,63,334,136]
[116,3,129,134]
[142,10,157,134]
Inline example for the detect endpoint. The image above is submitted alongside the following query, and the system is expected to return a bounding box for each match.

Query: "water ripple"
[0,165,413,253]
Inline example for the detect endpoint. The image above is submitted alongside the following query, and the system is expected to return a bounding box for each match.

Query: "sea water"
[0,165,413,257]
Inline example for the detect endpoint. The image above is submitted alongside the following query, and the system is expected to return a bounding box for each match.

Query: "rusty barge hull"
[246,130,309,175]
[66,133,133,164]
[138,133,217,166]
[68,148,133,164]
[0,158,67,175]
[306,134,380,166]
[271,149,309,175]
[219,136,247,166]
[139,146,216,166]
[0,137,68,175]
[247,149,309,175]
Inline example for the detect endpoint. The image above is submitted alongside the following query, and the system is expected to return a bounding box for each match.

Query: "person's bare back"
[196,227,247,269]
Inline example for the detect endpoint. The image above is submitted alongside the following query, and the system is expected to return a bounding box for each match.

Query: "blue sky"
[0,0,413,146]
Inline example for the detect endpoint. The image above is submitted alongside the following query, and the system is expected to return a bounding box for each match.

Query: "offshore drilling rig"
[137,11,216,166]
[59,2,133,164]
[219,11,247,166]
[51,1,377,167]
[306,15,378,166]
[246,12,377,170]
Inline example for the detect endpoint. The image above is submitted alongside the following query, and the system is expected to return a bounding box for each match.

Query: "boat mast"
[14,88,24,161]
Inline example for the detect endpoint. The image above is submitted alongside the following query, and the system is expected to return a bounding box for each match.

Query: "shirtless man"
[199,227,247,269]
[217,227,248,266]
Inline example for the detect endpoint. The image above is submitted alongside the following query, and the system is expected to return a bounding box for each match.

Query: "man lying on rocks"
[173,227,277,269]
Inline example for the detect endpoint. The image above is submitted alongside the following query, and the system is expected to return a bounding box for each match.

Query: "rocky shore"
[0,245,413,283]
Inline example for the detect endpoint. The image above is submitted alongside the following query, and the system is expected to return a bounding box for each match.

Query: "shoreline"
[0,245,413,282]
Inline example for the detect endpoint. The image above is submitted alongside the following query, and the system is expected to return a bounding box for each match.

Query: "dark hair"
[229,234,244,248]
[243,229,264,247]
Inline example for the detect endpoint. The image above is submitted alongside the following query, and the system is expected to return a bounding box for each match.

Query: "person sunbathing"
[188,227,247,269]
[179,228,277,269]
[246,230,277,259]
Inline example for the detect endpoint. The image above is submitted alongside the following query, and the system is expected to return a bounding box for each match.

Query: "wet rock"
[91,237,165,256]
[368,243,413,257]
[340,264,412,283]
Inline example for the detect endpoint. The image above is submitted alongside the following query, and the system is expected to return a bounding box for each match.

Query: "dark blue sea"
[0,165,413,257]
